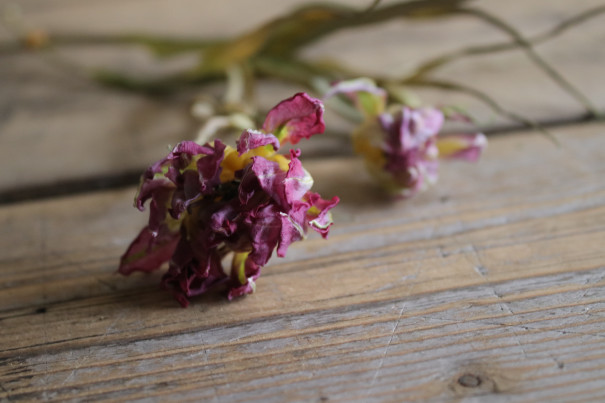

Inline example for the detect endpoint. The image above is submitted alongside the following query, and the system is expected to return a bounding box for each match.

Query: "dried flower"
[327,78,487,197]
[119,93,339,306]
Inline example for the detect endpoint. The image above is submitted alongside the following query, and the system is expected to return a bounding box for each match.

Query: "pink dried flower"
[327,78,487,197]
[119,93,338,306]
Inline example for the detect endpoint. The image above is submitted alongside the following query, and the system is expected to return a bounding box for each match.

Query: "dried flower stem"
[2,1,601,134]
[406,5,605,81]
[405,77,558,144]
[457,7,600,118]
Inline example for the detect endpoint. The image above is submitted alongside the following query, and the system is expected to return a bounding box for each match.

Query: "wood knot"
[458,373,482,388]
[450,368,498,396]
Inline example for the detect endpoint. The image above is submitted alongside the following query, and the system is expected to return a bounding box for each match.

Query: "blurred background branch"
[1,0,603,131]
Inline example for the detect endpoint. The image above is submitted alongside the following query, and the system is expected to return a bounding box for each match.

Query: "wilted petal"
[119,226,180,275]
[169,170,200,219]
[382,109,408,152]
[236,129,280,155]
[157,141,212,175]
[240,156,286,208]
[284,149,314,206]
[305,193,340,238]
[262,93,325,145]
[135,175,174,212]
[145,188,175,235]
[366,106,445,198]
[137,140,222,223]
[437,133,487,162]
[276,201,308,257]
[209,202,238,236]
[409,108,444,140]
[227,254,260,300]
[325,77,387,117]
[247,204,282,267]
[187,253,226,296]
[227,277,257,300]
[166,236,228,300]
[173,292,191,308]
[197,139,226,193]
[172,140,212,156]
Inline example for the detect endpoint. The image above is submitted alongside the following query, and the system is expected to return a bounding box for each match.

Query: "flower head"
[327,78,487,197]
[119,93,338,306]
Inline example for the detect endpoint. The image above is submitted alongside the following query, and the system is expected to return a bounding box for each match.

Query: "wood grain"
[1,123,604,401]
[2,0,605,196]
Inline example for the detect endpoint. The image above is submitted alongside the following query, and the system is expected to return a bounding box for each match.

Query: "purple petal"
[262,93,325,145]
[305,193,339,238]
[119,226,180,275]
[135,175,174,212]
[284,149,314,205]
[227,255,261,300]
[168,140,227,219]
[227,282,255,300]
[161,242,228,306]
[373,107,448,197]
[184,252,226,296]
[409,107,444,140]
[236,129,280,155]
[276,201,308,257]
[197,139,226,193]
[246,204,282,267]
[172,141,214,157]
[146,187,174,235]
[240,156,286,208]
[169,170,200,219]
[209,203,239,236]
[136,140,220,221]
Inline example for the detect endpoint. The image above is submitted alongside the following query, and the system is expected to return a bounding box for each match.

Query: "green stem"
[92,69,224,96]
[271,0,469,56]
[0,33,223,57]
[232,252,250,285]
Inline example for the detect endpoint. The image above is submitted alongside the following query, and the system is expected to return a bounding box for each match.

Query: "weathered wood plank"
[1,270,604,401]
[1,0,604,195]
[1,123,604,401]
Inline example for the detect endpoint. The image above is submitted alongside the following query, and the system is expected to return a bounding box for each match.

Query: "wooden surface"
[1,1,605,402]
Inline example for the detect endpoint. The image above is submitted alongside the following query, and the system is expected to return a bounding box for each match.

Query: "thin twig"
[363,0,383,13]
[535,5,605,42]
[457,7,600,118]
[224,0,470,59]
[406,5,605,80]
[404,77,559,145]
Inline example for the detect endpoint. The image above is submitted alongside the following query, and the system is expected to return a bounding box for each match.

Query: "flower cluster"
[326,78,487,197]
[119,93,339,307]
